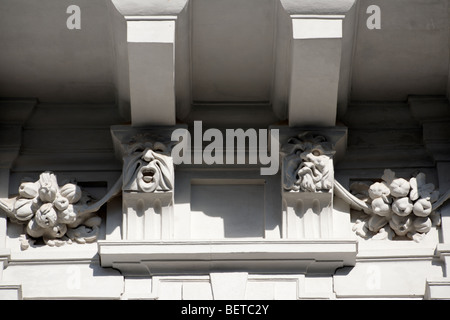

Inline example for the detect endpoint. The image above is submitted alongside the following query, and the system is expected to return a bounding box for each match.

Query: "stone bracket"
[108,0,191,125]
[111,125,187,241]
[275,126,348,239]
[273,0,358,125]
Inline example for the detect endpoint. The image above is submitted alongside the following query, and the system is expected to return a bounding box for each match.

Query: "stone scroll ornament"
[122,140,174,193]
[0,171,122,250]
[334,169,450,242]
[282,133,335,193]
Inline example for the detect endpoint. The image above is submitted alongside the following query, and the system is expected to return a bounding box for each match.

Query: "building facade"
[0,0,450,299]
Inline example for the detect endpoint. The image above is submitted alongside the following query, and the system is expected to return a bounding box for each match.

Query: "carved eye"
[312,149,321,156]
[153,142,166,153]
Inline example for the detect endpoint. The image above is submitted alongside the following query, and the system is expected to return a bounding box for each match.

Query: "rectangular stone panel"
[190,182,265,239]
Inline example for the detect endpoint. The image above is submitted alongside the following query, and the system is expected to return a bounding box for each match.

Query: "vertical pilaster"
[410,97,450,298]
[409,97,450,243]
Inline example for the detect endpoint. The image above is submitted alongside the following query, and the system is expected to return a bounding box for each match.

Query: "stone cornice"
[111,0,189,17]
[98,239,357,276]
[112,0,357,17]
[280,0,357,15]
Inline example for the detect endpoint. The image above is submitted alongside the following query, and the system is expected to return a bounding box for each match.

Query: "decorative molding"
[0,282,22,300]
[436,243,450,277]
[0,171,121,250]
[0,248,10,282]
[425,278,450,300]
[111,0,189,17]
[335,169,450,242]
[279,0,356,15]
[98,239,357,276]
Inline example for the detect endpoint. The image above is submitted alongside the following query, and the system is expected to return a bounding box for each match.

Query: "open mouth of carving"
[141,168,156,183]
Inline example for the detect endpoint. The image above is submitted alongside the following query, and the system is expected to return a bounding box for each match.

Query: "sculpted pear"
[26,218,45,238]
[53,195,69,211]
[371,198,391,217]
[38,172,58,202]
[389,214,412,236]
[413,198,432,217]
[389,178,411,198]
[59,183,82,204]
[57,204,77,224]
[368,182,390,200]
[44,223,67,238]
[18,182,39,199]
[392,197,413,216]
[413,217,432,233]
[14,198,35,221]
[35,203,58,228]
[368,214,388,233]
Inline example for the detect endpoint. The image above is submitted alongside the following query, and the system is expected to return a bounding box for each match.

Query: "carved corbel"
[123,142,174,194]
[280,130,344,239]
[111,125,185,240]
[282,132,335,193]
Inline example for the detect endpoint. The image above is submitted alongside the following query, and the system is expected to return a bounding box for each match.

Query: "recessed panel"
[190,183,265,239]
[192,0,275,102]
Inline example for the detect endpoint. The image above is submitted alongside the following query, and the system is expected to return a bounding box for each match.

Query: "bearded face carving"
[282,133,335,192]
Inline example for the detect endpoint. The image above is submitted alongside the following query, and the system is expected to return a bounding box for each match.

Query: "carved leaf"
[349,182,370,201]
[368,215,388,233]
[372,226,394,240]
[430,190,439,203]
[418,183,435,200]
[352,219,369,238]
[409,177,419,201]
[381,169,396,184]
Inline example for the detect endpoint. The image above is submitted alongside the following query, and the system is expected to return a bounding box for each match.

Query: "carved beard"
[295,152,332,192]
[283,149,333,192]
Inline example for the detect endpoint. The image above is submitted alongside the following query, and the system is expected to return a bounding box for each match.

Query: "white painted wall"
[351,0,449,101]
[191,0,275,103]
[0,0,115,103]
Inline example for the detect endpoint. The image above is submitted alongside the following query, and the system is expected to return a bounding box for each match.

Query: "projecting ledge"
[98,239,357,276]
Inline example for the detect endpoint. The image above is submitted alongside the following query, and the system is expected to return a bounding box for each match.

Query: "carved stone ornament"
[282,132,335,192]
[334,169,450,242]
[0,171,122,250]
[122,140,174,193]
